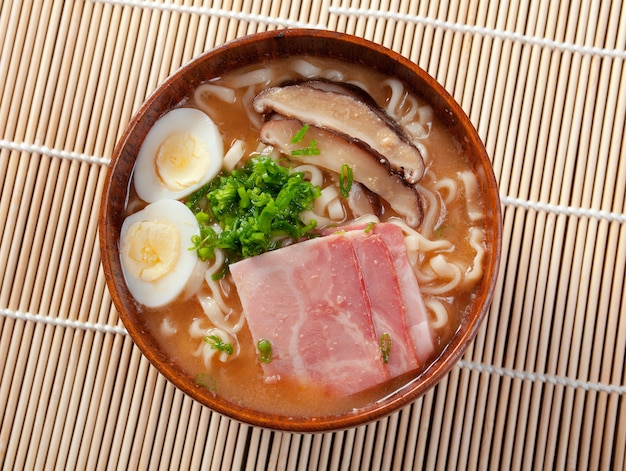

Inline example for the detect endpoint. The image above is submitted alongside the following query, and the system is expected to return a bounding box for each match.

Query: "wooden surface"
[1,0,625,469]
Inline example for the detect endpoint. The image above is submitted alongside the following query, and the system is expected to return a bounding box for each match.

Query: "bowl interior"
[99,29,501,432]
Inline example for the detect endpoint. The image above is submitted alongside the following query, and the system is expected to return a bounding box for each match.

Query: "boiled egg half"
[134,107,223,202]
[120,199,201,307]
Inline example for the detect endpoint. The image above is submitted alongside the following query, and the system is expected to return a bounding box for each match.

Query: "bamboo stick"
[21,0,107,465]
[501,0,572,467]
[527,4,584,470]
[230,423,251,470]
[0,1,73,468]
[200,411,226,469]
[39,4,125,467]
[573,1,621,467]
[187,405,213,469]
[90,334,135,469]
[70,287,116,469]
[159,388,186,470]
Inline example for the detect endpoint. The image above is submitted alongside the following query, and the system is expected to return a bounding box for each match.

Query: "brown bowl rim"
[99,28,502,432]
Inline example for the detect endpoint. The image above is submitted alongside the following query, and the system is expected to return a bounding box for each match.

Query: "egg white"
[134,107,223,202]
[120,199,201,308]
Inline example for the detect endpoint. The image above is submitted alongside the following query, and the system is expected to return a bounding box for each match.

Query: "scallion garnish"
[339,164,354,197]
[186,155,321,263]
[291,139,321,156]
[257,339,273,363]
[195,373,218,391]
[380,333,391,364]
[364,222,376,233]
[203,334,234,355]
[290,124,310,144]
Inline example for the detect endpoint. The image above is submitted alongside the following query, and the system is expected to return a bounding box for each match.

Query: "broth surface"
[127,56,486,417]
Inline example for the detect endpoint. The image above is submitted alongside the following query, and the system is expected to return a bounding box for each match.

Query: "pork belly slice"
[346,231,420,377]
[230,234,389,397]
[323,223,436,365]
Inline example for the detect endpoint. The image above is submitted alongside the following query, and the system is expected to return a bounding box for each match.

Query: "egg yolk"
[155,132,212,191]
[122,220,180,282]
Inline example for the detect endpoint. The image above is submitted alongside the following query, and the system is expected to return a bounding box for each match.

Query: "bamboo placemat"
[1,0,625,469]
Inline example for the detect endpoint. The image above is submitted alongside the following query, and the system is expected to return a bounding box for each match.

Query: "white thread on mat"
[92,0,325,29]
[457,359,626,395]
[500,195,626,224]
[0,139,111,166]
[1,307,623,394]
[0,307,128,336]
[329,7,626,60]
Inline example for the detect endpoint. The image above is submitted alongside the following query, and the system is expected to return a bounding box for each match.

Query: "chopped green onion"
[257,339,273,363]
[189,225,219,261]
[237,186,250,208]
[434,224,454,239]
[290,124,310,143]
[203,334,234,355]
[185,155,321,263]
[211,265,228,281]
[195,373,218,391]
[291,139,321,156]
[195,211,210,224]
[197,246,213,261]
[380,333,391,364]
[339,164,353,197]
[364,222,376,233]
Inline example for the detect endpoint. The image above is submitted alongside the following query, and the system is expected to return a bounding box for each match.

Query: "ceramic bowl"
[99,29,501,432]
